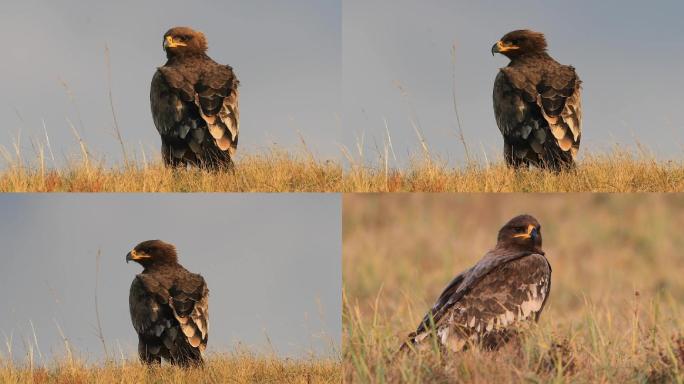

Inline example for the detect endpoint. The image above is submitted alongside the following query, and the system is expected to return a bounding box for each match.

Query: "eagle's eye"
[510,39,520,45]
[513,226,526,233]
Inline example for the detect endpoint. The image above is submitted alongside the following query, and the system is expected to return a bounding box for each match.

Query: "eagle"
[150,26,240,169]
[492,30,582,171]
[400,214,551,353]
[126,240,209,366]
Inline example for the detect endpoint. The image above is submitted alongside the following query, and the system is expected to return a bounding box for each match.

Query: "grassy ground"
[0,352,340,384]
[343,194,684,383]
[1,145,684,192]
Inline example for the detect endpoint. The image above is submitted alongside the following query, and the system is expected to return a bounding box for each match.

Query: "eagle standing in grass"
[492,30,582,171]
[151,26,240,169]
[401,215,551,353]
[127,240,209,366]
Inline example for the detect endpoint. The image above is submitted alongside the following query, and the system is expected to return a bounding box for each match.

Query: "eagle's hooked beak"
[530,226,539,241]
[164,35,187,49]
[491,42,500,56]
[491,40,518,56]
[513,224,538,240]
[127,249,152,263]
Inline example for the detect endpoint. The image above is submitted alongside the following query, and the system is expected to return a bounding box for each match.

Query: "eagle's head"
[497,214,543,254]
[163,26,208,58]
[491,30,547,59]
[126,239,178,268]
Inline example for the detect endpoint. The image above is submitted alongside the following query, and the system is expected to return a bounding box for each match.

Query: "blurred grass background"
[343,194,684,382]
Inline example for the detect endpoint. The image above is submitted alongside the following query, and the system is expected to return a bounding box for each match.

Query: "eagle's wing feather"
[412,269,469,337]
[536,66,582,156]
[493,71,530,138]
[150,70,186,138]
[411,252,550,351]
[494,70,547,161]
[151,69,204,160]
[129,275,175,356]
[129,272,209,360]
[168,273,210,352]
[151,63,239,162]
[195,65,240,155]
[495,66,581,161]
[413,249,529,336]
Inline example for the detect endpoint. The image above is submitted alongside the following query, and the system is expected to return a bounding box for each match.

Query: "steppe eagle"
[151,26,240,169]
[492,30,582,171]
[401,214,551,352]
[127,240,209,366]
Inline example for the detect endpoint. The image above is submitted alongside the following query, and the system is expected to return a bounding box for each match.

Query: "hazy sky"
[0,194,341,362]
[0,0,341,166]
[343,0,684,166]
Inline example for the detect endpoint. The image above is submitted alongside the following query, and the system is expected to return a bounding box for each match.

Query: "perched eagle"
[401,215,551,352]
[127,240,209,366]
[151,26,240,169]
[492,30,582,171]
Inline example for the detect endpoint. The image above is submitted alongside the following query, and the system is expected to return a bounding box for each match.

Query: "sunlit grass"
[0,320,339,384]
[0,350,340,384]
[1,136,683,192]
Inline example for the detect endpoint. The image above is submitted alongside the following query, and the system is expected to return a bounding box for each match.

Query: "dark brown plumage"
[127,240,209,366]
[401,215,551,353]
[492,30,582,171]
[151,26,240,169]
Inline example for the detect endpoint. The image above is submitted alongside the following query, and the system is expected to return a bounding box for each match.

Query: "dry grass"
[0,146,342,192]
[2,143,684,192]
[0,352,340,384]
[343,150,684,192]
[343,194,684,383]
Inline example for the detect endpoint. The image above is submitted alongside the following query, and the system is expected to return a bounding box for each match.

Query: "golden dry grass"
[1,142,684,192]
[0,146,342,192]
[343,194,684,383]
[0,352,340,384]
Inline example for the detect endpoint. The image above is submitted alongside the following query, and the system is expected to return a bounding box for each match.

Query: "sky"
[0,194,341,362]
[343,0,684,166]
[0,0,341,166]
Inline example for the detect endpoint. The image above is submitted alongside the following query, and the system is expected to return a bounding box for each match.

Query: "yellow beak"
[513,224,536,239]
[164,35,187,49]
[491,40,519,55]
[126,249,150,263]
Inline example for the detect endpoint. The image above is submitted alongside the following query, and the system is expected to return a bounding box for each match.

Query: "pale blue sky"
[0,194,341,361]
[0,0,341,166]
[343,0,684,166]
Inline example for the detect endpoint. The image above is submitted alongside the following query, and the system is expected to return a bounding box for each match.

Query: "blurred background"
[343,0,684,166]
[343,193,684,332]
[0,194,341,362]
[0,0,341,167]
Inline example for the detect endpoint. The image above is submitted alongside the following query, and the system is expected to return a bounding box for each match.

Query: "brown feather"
[150,27,239,169]
[405,215,551,353]
[128,240,209,366]
[493,30,582,171]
